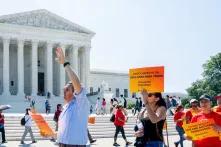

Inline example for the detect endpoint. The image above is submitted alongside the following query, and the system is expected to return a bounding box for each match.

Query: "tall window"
[116,88,120,97]
[124,89,128,98]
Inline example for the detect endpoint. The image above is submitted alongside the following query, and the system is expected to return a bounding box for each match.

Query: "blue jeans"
[145,141,163,147]
[175,126,185,147]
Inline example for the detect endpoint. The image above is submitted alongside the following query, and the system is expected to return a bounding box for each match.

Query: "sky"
[0,0,220,93]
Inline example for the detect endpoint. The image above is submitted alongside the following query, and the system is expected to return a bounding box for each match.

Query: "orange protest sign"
[88,116,95,124]
[183,119,219,140]
[31,114,56,137]
[129,66,164,93]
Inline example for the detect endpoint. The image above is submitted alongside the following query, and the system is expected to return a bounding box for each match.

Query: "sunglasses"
[64,87,70,92]
[148,93,154,97]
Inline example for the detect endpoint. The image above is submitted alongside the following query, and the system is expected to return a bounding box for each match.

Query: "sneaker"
[32,140,37,143]
[20,141,24,144]
[126,141,132,145]
[113,142,120,146]
[50,138,56,142]
[90,139,96,144]
[2,141,7,144]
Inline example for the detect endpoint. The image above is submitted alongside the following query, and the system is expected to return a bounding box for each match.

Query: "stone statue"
[101,80,109,92]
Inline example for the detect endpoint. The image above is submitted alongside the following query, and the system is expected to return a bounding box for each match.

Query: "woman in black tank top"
[135,92,167,147]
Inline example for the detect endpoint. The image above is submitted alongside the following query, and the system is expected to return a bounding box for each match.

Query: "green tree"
[187,53,221,99]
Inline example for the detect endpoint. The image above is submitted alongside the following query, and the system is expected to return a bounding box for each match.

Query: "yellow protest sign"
[129,66,164,93]
[183,119,219,140]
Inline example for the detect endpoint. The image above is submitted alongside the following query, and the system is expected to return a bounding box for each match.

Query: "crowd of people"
[172,94,221,147]
[1,47,221,147]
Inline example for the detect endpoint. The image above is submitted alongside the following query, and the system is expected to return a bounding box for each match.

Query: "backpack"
[21,116,26,126]
[110,114,115,122]
[171,99,177,107]
[21,116,30,126]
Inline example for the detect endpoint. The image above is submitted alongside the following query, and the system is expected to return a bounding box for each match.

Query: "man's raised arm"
[55,47,81,94]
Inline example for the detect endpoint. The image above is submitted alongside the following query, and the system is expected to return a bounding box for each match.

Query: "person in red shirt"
[213,93,221,114]
[190,94,221,147]
[53,104,62,131]
[174,105,185,147]
[185,99,201,124]
[113,104,132,146]
[0,110,6,143]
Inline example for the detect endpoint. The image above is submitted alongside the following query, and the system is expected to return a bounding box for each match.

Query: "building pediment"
[0,9,94,35]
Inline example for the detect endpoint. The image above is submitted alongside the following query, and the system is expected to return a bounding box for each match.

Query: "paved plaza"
[0,136,192,147]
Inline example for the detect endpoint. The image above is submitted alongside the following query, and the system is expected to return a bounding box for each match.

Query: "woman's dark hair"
[151,92,167,108]
[26,108,30,115]
[175,105,184,113]
[57,104,62,110]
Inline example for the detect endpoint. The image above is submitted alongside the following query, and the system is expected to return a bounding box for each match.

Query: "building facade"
[89,69,130,98]
[0,9,94,97]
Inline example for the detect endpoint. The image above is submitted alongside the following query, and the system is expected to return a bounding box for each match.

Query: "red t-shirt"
[0,114,4,125]
[191,111,221,147]
[213,106,221,114]
[114,109,125,127]
[54,110,62,122]
[185,108,201,123]
[174,111,185,127]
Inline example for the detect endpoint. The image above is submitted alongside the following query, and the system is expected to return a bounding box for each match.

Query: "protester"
[96,97,102,115]
[0,110,7,143]
[21,108,36,144]
[213,93,221,113]
[165,95,173,115]
[134,98,140,115]
[53,104,62,131]
[30,97,35,110]
[185,99,201,124]
[90,105,93,114]
[113,98,118,104]
[189,94,221,147]
[171,96,178,107]
[113,104,132,146]
[135,91,167,147]
[110,99,114,114]
[56,47,89,147]
[123,96,127,109]
[45,99,51,114]
[139,97,142,111]
[101,98,106,115]
[134,107,146,147]
[174,105,185,147]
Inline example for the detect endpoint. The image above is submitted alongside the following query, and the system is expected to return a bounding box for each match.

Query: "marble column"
[60,44,66,96]
[17,39,25,96]
[31,40,38,96]
[72,45,79,77]
[46,42,53,96]
[84,47,91,91]
[2,37,10,96]
[81,48,86,86]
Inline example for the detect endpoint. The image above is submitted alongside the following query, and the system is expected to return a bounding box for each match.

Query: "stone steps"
[2,114,177,141]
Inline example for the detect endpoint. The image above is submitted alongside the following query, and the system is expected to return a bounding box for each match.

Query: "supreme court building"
[0,9,130,99]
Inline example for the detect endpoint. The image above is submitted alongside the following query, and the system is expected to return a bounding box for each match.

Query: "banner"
[183,119,219,140]
[31,113,56,137]
[129,66,164,93]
